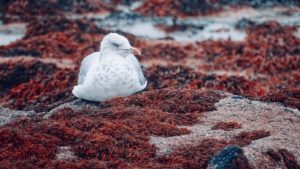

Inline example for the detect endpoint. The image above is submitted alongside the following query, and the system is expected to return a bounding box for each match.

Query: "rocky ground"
[0,0,300,169]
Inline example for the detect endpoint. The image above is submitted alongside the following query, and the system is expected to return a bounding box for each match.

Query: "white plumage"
[72,33,147,101]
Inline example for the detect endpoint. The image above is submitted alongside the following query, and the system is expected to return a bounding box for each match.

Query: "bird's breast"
[92,57,137,92]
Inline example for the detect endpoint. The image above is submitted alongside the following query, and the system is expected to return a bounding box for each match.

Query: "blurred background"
[0,0,300,111]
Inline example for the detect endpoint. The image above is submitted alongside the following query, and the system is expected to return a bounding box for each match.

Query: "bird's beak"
[130,47,141,56]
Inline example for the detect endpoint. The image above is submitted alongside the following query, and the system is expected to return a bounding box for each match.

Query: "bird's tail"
[72,86,82,98]
[140,81,148,91]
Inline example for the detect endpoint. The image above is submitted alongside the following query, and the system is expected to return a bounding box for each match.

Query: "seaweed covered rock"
[0,89,226,168]
[0,31,103,60]
[135,0,217,17]
[136,0,300,17]
[0,0,114,22]
[0,61,77,111]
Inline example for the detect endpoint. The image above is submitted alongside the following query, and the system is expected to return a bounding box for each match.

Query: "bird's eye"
[111,42,120,47]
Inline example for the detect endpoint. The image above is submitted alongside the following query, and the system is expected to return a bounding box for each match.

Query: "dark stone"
[208,146,243,169]
[232,96,244,100]
[73,99,99,106]
[235,18,257,30]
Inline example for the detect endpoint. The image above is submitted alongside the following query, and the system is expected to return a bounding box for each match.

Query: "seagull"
[72,33,147,102]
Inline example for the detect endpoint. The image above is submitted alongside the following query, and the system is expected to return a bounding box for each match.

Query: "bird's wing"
[78,52,100,85]
[127,54,147,86]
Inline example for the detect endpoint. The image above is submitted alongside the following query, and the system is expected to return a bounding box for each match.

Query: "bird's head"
[100,33,141,56]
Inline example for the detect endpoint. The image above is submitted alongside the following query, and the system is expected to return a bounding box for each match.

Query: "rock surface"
[0,106,34,126]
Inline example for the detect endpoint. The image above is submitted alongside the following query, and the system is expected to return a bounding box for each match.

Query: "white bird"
[72,33,147,102]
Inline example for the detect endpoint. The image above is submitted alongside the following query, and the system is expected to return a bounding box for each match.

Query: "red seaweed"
[212,121,242,131]
[231,130,271,146]
[0,89,224,168]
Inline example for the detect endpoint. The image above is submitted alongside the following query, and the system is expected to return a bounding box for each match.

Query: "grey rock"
[0,106,35,126]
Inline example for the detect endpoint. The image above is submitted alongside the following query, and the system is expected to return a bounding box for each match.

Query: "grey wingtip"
[140,81,147,90]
